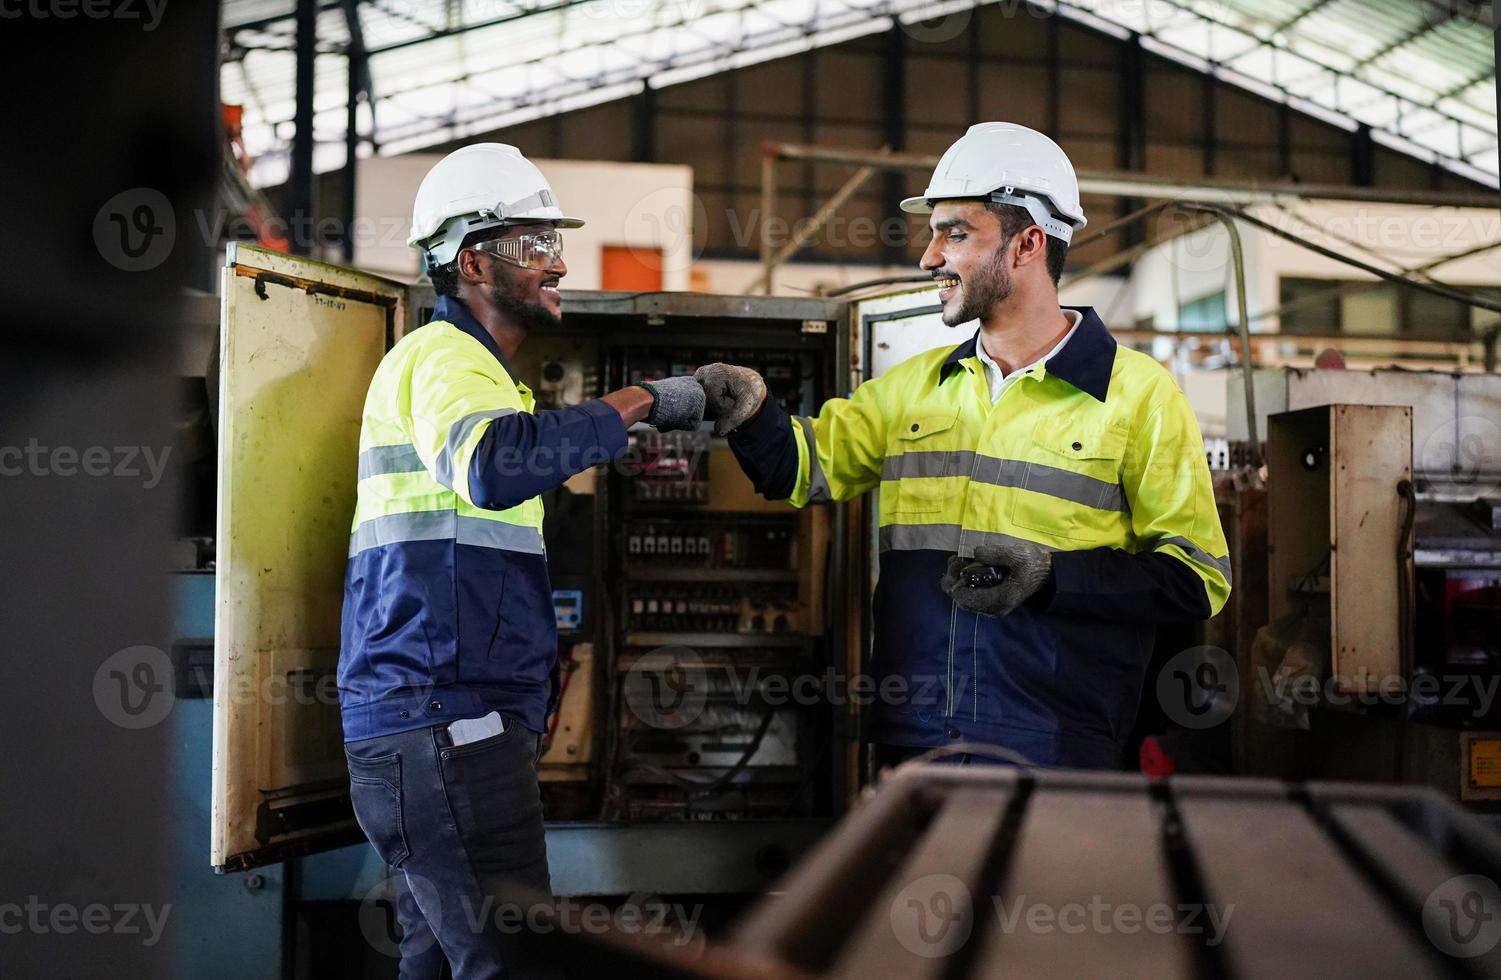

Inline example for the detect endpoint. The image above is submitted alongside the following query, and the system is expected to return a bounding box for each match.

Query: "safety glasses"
[468,231,564,271]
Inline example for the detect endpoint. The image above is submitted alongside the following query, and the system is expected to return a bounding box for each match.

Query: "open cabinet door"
[212,243,406,871]
[850,281,972,572]
[847,284,969,787]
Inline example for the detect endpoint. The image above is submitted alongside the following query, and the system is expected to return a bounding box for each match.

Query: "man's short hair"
[984,201,1068,286]
[427,228,506,297]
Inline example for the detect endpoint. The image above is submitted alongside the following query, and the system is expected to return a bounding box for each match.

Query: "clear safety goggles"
[469,230,564,271]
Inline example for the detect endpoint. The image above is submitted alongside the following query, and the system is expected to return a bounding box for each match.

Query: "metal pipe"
[1066,200,1501,322]
[1108,329,1481,356]
[822,274,932,298]
[343,86,359,263]
[289,0,317,256]
[762,141,1498,209]
[760,151,776,295]
[1226,206,1501,317]
[750,164,881,294]
[341,0,369,264]
[1063,203,1211,283]
[1186,205,1262,472]
[1068,199,1181,251]
[1243,237,1501,330]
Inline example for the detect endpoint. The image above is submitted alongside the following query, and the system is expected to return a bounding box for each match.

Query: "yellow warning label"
[1470,739,1501,788]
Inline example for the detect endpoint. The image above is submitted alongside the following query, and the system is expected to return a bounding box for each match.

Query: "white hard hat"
[408,143,583,266]
[901,122,1086,243]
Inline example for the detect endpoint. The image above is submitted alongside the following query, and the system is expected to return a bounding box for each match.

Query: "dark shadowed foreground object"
[543,766,1501,979]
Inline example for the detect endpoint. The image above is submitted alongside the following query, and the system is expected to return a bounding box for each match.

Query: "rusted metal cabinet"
[213,244,405,870]
[1267,403,1414,696]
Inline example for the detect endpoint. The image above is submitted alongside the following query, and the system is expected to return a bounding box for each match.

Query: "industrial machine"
[528,765,1501,978]
[489,290,844,823]
[1232,369,1501,802]
[181,246,1501,977]
[195,247,991,910]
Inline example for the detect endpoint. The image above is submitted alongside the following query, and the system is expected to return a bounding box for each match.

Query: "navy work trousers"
[345,717,559,980]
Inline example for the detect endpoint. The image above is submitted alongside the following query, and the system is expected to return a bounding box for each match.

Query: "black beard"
[943,238,1013,326]
[488,283,561,333]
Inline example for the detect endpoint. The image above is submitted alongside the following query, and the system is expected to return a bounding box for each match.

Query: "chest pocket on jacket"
[1010,418,1128,543]
[889,412,966,515]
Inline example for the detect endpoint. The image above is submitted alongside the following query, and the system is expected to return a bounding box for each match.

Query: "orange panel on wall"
[602,245,664,291]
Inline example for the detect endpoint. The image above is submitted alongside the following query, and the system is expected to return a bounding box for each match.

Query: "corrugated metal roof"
[1102,0,1497,182]
[221,0,1497,187]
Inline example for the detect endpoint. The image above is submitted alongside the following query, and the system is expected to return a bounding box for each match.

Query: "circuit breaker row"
[626,522,796,569]
[626,584,800,634]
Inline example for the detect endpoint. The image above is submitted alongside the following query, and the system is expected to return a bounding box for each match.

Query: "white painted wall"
[695,258,1134,312]
[692,258,914,297]
[1058,274,1134,322]
[1114,200,1501,434]
[1126,216,1264,336]
[1125,200,1501,334]
[351,154,695,291]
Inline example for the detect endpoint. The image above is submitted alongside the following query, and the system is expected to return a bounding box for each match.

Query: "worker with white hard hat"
[699,122,1231,770]
[339,143,704,979]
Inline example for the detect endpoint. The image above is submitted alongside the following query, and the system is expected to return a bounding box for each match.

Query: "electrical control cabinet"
[211,247,892,873]
[540,292,847,821]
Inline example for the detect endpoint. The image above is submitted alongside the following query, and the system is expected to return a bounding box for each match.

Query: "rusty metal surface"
[550,766,1501,978]
[213,244,403,871]
[559,289,847,324]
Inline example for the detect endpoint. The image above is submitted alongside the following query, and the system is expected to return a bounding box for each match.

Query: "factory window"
[1279,277,1342,335]
[1471,288,1501,337]
[1278,277,1494,341]
[1178,292,1227,331]
[1408,284,1489,341]
[1340,282,1399,336]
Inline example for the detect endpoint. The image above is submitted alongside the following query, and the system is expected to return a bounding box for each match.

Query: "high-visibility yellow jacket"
[339,295,627,741]
[729,306,1230,767]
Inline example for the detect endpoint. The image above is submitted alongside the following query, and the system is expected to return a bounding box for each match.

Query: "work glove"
[694,363,767,436]
[940,542,1053,618]
[636,377,705,432]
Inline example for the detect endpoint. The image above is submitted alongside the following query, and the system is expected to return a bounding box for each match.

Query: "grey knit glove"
[694,363,767,436]
[940,542,1053,617]
[637,377,705,432]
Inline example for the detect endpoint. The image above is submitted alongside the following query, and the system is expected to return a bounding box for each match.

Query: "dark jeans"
[345,717,558,980]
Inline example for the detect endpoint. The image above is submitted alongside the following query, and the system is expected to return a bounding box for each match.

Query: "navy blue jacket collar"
[940,305,1116,402]
[431,294,519,383]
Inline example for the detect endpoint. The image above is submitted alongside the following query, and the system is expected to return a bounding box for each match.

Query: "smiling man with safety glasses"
[337,143,705,979]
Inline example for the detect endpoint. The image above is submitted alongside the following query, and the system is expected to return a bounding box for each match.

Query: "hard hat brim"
[899,194,996,214]
[406,214,587,253]
[898,192,1087,234]
[499,215,586,230]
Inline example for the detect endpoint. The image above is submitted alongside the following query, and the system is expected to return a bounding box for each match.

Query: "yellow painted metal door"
[212,244,406,871]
